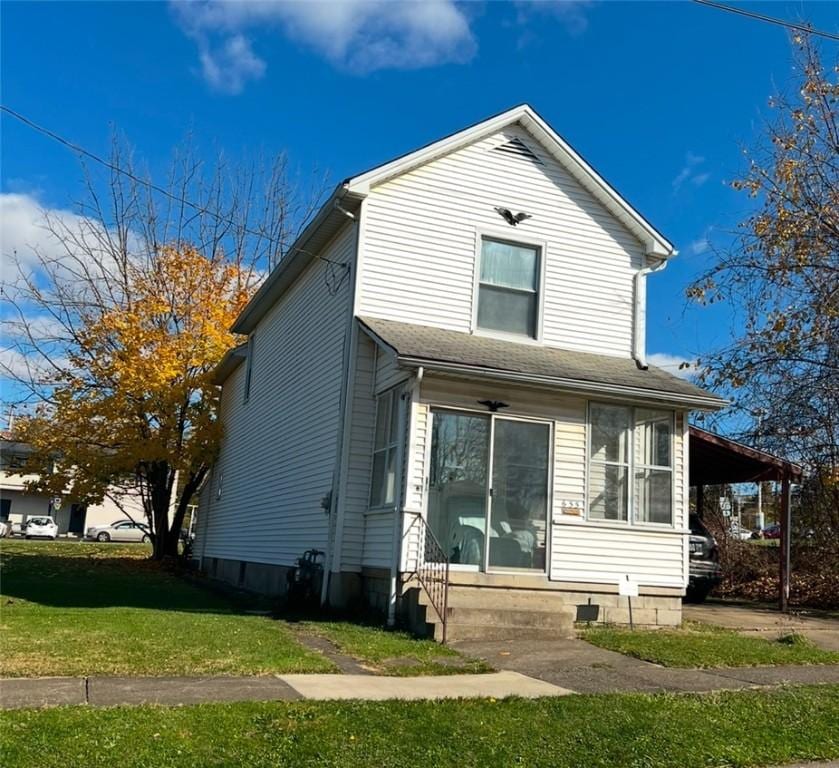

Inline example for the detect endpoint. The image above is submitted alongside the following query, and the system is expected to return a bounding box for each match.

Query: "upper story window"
[588,403,674,525]
[476,238,541,339]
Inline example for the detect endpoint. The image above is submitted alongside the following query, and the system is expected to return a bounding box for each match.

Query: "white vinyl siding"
[197,224,354,567]
[359,125,644,358]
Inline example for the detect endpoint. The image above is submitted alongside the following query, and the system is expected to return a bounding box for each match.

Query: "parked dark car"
[762,523,782,540]
[685,514,721,603]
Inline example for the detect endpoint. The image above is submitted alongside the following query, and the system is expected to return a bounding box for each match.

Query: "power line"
[0,104,350,269]
[693,0,839,42]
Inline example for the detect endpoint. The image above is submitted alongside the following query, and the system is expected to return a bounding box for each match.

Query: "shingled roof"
[359,317,726,410]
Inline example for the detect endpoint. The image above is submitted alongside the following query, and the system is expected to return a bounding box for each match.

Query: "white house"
[0,434,147,536]
[196,105,725,640]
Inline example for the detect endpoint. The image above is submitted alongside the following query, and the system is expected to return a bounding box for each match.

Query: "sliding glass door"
[426,410,550,572]
[427,411,490,567]
[488,419,550,571]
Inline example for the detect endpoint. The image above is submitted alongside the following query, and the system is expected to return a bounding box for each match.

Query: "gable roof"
[346,104,675,258]
[232,104,675,334]
[359,316,725,411]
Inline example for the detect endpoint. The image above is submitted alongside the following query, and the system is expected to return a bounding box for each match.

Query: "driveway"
[449,636,839,694]
[684,602,839,652]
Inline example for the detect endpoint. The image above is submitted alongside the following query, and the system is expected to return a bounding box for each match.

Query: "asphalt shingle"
[359,316,725,408]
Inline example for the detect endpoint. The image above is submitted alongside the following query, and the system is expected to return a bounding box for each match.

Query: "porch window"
[588,404,674,525]
[633,409,673,524]
[369,389,400,508]
[476,238,540,338]
[588,404,630,521]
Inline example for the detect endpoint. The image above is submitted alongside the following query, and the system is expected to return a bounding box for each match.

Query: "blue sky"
[2,0,837,385]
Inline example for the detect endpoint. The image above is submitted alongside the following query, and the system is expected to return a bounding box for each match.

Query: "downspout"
[387,365,423,626]
[633,255,669,369]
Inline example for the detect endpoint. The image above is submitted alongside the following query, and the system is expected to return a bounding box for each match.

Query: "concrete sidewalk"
[0,671,570,709]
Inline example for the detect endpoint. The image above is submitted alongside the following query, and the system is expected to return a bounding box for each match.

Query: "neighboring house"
[196,105,726,638]
[0,434,147,536]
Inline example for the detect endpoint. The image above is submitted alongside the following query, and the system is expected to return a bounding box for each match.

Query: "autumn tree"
[2,141,322,558]
[689,36,838,534]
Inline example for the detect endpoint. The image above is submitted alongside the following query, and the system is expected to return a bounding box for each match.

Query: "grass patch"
[0,540,333,677]
[3,685,838,767]
[583,621,839,668]
[298,621,491,675]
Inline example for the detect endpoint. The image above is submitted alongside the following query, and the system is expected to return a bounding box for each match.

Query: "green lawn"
[0,540,333,677]
[0,540,483,678]
[584,621,839,668]
[299,621,491,676]
[3,686,838,768]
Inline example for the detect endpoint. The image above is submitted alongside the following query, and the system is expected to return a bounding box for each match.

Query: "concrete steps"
[406,585,576,643]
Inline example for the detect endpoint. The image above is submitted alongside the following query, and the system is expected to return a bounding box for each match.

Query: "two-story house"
[196,105,725,640]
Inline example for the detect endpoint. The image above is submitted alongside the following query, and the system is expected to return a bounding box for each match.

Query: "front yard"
[583,621,839,668]
[3,685,838,768]
[0,540,475,677]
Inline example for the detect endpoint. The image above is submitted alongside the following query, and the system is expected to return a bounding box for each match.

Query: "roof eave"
[396,354,728,411]
[231,184,363,335]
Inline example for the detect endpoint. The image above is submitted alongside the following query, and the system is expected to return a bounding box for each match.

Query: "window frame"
[471,228,547,343]
[585,402,676,528]
[368,388,403,511]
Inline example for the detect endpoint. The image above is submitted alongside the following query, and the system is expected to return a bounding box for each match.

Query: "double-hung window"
[369,389,400,508]
[476,238,540,338]
[633,409,673,524]
[588,404,674,525]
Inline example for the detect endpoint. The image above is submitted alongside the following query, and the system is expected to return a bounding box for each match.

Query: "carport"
[689,426,804,611]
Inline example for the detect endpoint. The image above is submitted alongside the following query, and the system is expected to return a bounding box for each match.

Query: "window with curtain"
[369,389,400,508]
[476,238,540,338]
[588,404,675,525]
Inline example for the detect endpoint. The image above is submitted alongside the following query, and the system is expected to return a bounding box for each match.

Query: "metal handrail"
[405,514,450,643]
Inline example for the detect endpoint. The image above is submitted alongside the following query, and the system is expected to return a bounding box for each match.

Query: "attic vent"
[492,137,543,164]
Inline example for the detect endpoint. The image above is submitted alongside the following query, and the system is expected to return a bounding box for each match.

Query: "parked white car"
[85,519,150,543]
[24,516,58,539]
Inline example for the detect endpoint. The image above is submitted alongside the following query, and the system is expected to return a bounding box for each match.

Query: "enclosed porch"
[349,318,725,640]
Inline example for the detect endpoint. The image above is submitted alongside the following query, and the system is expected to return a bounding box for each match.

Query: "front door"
[427,409,550,572]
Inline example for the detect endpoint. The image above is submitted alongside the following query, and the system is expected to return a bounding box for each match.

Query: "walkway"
[450,636,839,694]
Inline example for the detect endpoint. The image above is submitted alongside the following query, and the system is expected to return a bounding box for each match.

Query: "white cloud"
[171,0,477,91]
[1,193,82,270]
[198,33,266,94]
[689,237,709,256]
[672,151,710,192]
[647,353,699,380]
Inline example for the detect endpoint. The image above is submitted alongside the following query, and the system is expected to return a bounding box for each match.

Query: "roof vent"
[492,137,543,164]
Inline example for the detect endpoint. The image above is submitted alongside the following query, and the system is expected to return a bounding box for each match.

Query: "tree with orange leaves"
[2,141,322,558]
